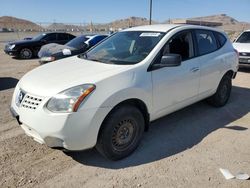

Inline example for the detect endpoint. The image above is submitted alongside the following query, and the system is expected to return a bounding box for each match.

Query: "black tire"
[19,48,33,59]
[96,105,145,160]
[207,74,232,107]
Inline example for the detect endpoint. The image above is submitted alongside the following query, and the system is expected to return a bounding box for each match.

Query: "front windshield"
[66,35,88,49]
[32,33,47,41]
[80,31,165,64]
[236,32,250,43]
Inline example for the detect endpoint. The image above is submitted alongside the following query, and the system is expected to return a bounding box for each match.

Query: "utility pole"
[149,0,152,25]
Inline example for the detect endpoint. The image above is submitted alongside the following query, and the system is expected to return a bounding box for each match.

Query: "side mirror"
[151,54,182,71]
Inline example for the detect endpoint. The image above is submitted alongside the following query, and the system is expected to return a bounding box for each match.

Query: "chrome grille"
[21,94,43,110]
[239,52,250,56]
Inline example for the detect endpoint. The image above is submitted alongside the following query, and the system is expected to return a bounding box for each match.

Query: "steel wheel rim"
[220,83,229,101]
[111,119,136,151]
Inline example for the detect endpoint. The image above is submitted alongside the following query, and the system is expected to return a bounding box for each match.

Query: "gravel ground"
[0,43,250,188]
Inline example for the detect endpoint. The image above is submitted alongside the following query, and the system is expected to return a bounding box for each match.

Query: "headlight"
[9,44,15,50]
[41,56,56,62]
[47,84,95,113]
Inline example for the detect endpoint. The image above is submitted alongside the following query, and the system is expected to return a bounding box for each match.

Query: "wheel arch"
[19,47,34,58]
[97,98,150,142]
[224,69,236,79]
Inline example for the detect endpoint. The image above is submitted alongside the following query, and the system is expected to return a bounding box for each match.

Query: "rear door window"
[195,30,218,56]
[57,33,68,41]
[43,33,57,42]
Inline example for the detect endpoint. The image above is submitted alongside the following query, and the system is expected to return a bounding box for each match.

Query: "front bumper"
[10,89,111,151]
[4,48,19,56]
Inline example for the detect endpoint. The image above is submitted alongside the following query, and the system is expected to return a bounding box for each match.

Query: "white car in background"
[233,30,250,65]
[10,24,238,160]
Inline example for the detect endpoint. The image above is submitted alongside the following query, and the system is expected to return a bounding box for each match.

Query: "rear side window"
[57,33,67,41]
[195,30,218,55]
[44,34,57,41]
[214,32,227,47]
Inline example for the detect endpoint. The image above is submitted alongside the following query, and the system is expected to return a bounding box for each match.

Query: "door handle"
[190,67,200,72]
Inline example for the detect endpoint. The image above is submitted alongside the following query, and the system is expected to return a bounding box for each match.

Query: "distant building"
[171,19,222,27]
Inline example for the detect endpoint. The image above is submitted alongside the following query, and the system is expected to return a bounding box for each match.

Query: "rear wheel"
[19,48,33,59]
[96,105,145,160]
[207,74,232,107]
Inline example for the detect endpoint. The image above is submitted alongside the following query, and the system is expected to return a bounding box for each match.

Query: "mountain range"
[0,14,249,33]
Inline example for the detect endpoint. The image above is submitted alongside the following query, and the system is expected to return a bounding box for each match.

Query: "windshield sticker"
[140,33,161,37]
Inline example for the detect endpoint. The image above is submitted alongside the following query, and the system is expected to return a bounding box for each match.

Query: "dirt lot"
[0,42,250,188]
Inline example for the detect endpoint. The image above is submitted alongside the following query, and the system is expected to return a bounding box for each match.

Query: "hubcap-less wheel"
[96,105,145,160]
[112,119,136,151]
[219,84,229,102]
[20,48,32,59]
[207,74,232,107]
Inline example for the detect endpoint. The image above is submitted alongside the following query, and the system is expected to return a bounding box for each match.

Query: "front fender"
[100,87,152,114]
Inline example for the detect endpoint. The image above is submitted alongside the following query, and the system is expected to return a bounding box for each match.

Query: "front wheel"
[19,48,33,59]
[96,105,145,160]
[207,74,232,107]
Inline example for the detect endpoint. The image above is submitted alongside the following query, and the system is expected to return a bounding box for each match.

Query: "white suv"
[233,30,250,65]
[11,24,238,160]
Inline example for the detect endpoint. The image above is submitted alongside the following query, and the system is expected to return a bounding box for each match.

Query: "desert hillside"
[0,14,250,34]
[189,14,250,31]
[0,16,42,31]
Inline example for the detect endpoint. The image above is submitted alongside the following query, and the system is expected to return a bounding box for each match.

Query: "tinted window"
[66,35,88,49]
[32,33,47,41]
[195,30,218,55]
[214,32,227,47]
[162,31,194,61]
[236,31,250,43]
[43,33,57,41]
[57,33,68,41]
[88,35,107,46]
[68,34,75,40]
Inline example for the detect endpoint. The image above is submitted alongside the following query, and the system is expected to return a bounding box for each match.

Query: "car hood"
[9,39,38,45]
[233,43,250,52]
[19,56,130,96]
[38,43,76,57]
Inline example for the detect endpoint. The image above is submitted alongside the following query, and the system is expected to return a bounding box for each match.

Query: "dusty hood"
[38,43,75,57]
[233,43,250,53]
[19,56,128,96]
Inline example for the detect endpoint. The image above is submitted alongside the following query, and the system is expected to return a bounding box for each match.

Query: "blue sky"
[1,0,250,23]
